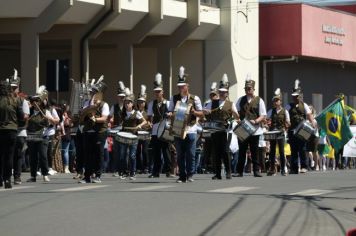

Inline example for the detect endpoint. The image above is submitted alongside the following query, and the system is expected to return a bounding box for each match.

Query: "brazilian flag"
[316,98,353,153]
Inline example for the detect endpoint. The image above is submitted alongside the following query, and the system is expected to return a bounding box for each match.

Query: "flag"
[316,98,353,153]
[344,104,356,122]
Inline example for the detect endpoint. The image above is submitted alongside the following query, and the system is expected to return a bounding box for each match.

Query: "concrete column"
[205,0,259,102]
[117,45,133,92]
[21,31,39,95]
[157,47,173,97]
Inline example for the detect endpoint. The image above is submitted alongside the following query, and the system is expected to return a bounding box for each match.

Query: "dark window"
[46,59,69,92]
[200,0,218,6]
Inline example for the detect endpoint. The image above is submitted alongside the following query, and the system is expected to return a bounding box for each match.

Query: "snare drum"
[157,120,174,142]
[263,130,284,141]
[202,121,226,132]
[26,133,43,142]
[108,126,122,138]
[137,131,151,141]
[233,119,257,142]
[115,132,138,145]
[293,121,315,141]
[172,101,192,139]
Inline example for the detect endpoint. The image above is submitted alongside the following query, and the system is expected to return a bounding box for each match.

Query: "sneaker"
[48,168,57,176]
[112,172,120,177]
[14,177,22,185]
[4,180,12,189]
[119,175,127,180]
[176,178,186,183]
[91,177,102,183]
[36,171,41,176]
[64,166,71,174]
[232,173,243,177]
[148,174,159,178]
[300,168,308,174]
[212,175,222,180]
[281,172,287,176]
[322,165,326,171]
[187,177,194,182]
[43,176,50,182]
[253,172,263,177]
[310,160,315,168]
[26,177,36,182]
[73,174,83,179]
[226,174,232,180]
[267,170,276,176]
[166,174,176,178]
[78,178,91,184]
[129,176,136,180]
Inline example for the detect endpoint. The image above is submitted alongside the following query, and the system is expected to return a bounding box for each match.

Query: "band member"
[236,74,267,177]
[266,88,290,176]
[60,102,73,174]
[79,76,109,183]
[202,82,219,174]
[203,74,239,180]
[0,78,23,189]
[136,85,150,174]
[9,70,30,185]
[119,89,147,180]
[43,98,60,175]
[147,73,173,178]
[286,80,314,174]
[168,66,204,183]
[109,81,126,176]
[26,86,52,182]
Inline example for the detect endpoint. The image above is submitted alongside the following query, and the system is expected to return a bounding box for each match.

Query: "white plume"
[37,85,46,95]
[222,74,228,83]
[118,81,125,91]
[245,73,252,82]
[90,79,95,86]
[274,88,281,96]
[294,79,300,89]
[155,73,162,85]
[140,85,146,95]
[210,82,217,90]
[124,87,131,96]
[14,68,18,79]
[6,78,9,83]
[179,66,185,78]
[96,75,104,84]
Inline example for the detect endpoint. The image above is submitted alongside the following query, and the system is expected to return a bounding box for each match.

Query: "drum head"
[137,131,149,135]
[117,132,137,139]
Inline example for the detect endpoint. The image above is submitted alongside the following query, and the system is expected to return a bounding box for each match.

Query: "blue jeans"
[174,133,197,180]
[61,139,71,166]
[231,151,238,174]
[119,141,138,176]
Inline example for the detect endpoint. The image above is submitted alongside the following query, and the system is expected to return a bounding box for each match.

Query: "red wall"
[330,5,356,14]
[260,4,356,62]
[259,4,302,56]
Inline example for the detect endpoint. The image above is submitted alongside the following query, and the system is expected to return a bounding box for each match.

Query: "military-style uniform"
[206,99,234,179]
[0,87,23,188]
[148,99,172,177]
[267,106,289,175]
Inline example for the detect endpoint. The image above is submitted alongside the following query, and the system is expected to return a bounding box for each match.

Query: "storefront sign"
[322,24,345,46]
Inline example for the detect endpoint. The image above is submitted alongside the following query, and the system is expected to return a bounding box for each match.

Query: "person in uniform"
[109,81,126,176]
[235,74,267,177]
[136,85,151,174]
[0,78,23,189]
[26,86,52,183]
[266,88,290,176]
[285,79,314,174]
[79,76,109,183]
[203,74,239,180]
[119,88,147,180]
[201,82,219,174]
[9,70,30,185]
[147,73,174,178]
[168,66,204,183]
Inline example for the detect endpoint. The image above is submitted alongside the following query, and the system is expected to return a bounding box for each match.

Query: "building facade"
[0,0,259,104]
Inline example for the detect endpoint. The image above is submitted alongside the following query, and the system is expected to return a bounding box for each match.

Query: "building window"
[46,59,69,92]
[200,0,218,7]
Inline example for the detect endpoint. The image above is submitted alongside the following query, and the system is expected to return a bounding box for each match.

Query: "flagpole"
[315,97,342,119]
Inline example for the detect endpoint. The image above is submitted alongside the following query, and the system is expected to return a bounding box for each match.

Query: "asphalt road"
[1,170,356,236]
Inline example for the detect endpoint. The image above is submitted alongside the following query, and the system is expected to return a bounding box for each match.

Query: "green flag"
[316,98,353,153]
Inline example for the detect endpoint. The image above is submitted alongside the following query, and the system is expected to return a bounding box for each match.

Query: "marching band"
[0,66,353,189]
